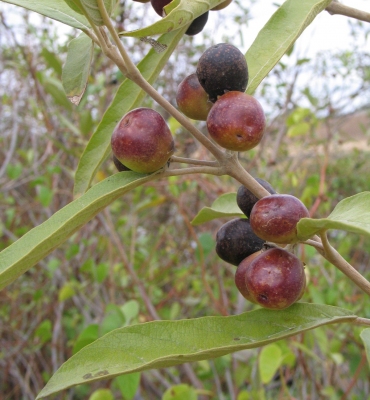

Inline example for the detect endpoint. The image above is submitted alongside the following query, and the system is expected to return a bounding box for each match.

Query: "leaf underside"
[36,303,356,398]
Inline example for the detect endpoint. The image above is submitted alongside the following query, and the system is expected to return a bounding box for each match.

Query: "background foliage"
[1,1,370,399]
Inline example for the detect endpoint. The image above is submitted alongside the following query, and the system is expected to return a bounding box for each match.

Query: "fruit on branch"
[111,108,175,174]
[150,0,170,16]
[112,155,131,172]
[250,194,309,244]
[212,0,233,10]
[196,43,248,103]
[150,0,208,36]
[206,91,265,151]
[244,248,306,309]
[185,12,209,36]
[237,178,276,218]
[176,73,213,121]
[216,218,265,266]
[234,251,260,302]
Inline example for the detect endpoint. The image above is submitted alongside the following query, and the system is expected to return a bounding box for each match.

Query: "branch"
[170,156,219,167]
[320,230,370,296]
[326,1,370,23]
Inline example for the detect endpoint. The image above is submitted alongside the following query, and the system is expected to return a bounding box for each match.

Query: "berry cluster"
[226,184,309,310]
[110,39,309,311]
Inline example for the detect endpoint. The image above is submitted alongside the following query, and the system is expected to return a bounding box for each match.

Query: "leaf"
[73,324,100,355]
[191,193,244,226]
[115,373,141,400]
[36,303,356,398]
[73,27,186,197]
[162,384,197,400]
[297,192,370,240]
[287,122,310,137]
[119,0,225,37]
[245,0,332,94]
[2,0,90,30]
[258,344,282,384]
[62,33,94,106]
[360,329,370,367]
[80,0,115,26]
[0,172,153,291]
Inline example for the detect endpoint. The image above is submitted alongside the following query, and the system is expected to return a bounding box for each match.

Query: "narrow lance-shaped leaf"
[191,193,244,226]
[36,303,356,399]
[0,172,152,291]
[2,0,90,30]
[73,27,186,198]
[62,33,94,106]
[245,0,332,94]
[360,329,370,367]
[119,0,226,37]
[297,192,370,241]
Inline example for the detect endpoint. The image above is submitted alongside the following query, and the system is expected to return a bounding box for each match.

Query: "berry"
[234,251,260,302]
[216,218,265,266]
[150,0,170,16]
[237,178,276,218]
[176,73,213,121]
[206,92,265,151]
[112,155,131,172]
[196,43,248,102]
[185,12,209,36]
[111,108,175,174]
[245,248,306,309]
[250,194,309,244]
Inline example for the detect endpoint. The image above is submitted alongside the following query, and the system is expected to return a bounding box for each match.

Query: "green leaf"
[287,122,310,137]
[246,0,332,94]
[360,329,370,367]
[89,389,114,400]
[119,0,225,37]
[80,0,115,26]
[2,0,90,30]
[36,303,356,398]
[162,384,197,400]
[62,33,94,106]
[0,172,152,291]
[58,282,76,302]
[73,27,186,198]
[297,192,370,240]
[191,193,244,226]
[258,344,282,384]
[114,373,141,400]
[73,324,99,355]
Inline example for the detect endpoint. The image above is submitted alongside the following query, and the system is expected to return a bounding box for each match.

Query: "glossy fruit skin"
[111,108,175,174]
[212,0,232,11]
[112,155,131,172]
[150,0,170,16]
[207,91,265,151]
[250,194,309,244]
[245,248,306,310]
[196,43,248,103]
[234,251,260,302]
[176,74,213,121]
[237,178,276,218]
[216,218,265,266]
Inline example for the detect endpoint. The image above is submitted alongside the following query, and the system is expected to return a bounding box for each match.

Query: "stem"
[353,317,370,327]
[326,1,370,23]
[170,156,219,167]
[96,0,225,160]
[320,230,370,296]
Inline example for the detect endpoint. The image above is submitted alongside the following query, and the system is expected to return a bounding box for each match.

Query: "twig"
[353,317,370,327]
[326,1,370,23]
[170,156,219,167]
[320,230,370,296]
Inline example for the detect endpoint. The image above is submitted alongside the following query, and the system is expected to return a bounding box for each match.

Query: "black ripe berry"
[215,218,265,266]
[186,12,209,36]
[237,178,276,218]
[196,43,248,103]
